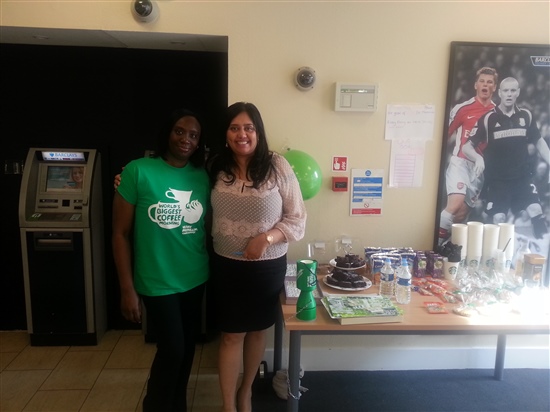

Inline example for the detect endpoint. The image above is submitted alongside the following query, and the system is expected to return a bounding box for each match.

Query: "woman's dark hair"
[207,102,274,188]
[154,108,206,168]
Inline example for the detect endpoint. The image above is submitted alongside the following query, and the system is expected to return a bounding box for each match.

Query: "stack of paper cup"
[498,223,515,273]
[451,223,468,265]
[467,221,484,269]
[482,224,500,270]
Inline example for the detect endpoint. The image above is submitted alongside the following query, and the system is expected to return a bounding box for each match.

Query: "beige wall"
[3,1,549,261]
[2,0,549,369]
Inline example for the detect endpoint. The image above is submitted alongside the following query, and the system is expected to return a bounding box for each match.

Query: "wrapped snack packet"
[424,302,448,314]
[438,293,457,304]
[453,304,478,317]
[417,287,434,296]
[426,282,447,295]
[428,278,448,288]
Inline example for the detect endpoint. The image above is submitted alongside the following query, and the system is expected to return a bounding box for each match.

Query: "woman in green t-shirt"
[112,108,210,412]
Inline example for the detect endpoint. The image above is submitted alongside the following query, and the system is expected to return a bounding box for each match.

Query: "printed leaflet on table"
[322,295,404,325]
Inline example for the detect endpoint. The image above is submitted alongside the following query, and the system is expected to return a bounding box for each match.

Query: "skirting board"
[265,346,550,372]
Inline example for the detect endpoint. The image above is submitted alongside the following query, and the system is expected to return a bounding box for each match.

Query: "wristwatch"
[265,232,274,245]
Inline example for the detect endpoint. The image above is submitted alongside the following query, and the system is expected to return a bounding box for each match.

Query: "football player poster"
[434,41,550,285]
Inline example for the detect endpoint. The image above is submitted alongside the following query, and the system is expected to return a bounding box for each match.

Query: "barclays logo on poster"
[530,56,550,67]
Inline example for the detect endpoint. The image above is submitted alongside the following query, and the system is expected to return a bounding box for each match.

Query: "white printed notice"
[384,104,433,188]
[350,169,384,216]
[388,139,425,188]
[384,104,435,140]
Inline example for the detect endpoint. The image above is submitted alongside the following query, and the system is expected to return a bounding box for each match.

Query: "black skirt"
[210,253,287,333]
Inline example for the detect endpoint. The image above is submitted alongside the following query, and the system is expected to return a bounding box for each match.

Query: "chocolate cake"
[327,268,367,289]
[335,253,366,268]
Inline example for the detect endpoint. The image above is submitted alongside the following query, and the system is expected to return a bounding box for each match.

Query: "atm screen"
[44,165,86,193]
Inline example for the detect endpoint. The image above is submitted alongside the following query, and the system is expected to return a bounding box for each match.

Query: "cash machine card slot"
[38,199,59,208]
[34,232,74,251]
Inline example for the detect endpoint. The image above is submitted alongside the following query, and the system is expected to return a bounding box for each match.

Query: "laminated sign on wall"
[350,169,383,216]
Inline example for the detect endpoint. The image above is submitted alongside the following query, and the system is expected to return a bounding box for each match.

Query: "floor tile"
[122,329,143,336]
[0,330,223,412]
[0,331,29,352]
[188,370,198,390]
[0,370,50,412]
[80,368,149,412]
[188,345,203,388]
[6,346,68,371]
[187,387,194,409]
[104,335,156,369]
[191,404,225,412]
[135,387,146,412]
[1,352,18,371]
[191,368,222,409]
[68,329,122,352]
[199,336,219,369]
[41,350,111,390]
[22,389,89,411]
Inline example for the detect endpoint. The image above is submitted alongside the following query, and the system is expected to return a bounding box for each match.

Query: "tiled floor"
[0,329,224,412]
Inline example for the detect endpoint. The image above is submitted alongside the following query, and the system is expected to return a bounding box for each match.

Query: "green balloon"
[283,150,323,200]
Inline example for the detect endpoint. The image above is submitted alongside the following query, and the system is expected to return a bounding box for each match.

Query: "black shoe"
[531,214,548,239]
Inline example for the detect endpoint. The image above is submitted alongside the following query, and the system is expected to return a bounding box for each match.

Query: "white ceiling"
[0,26,228,53]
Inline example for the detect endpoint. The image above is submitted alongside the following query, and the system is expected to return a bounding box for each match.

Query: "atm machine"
[19,148,106,346]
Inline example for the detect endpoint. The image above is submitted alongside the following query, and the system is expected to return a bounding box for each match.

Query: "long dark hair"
[207,102,274,188]
[154,108,206,168]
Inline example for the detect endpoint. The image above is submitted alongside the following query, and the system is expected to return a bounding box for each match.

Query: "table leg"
[494,334,506,381]
[287,331,302,412]
[274,306,283,372]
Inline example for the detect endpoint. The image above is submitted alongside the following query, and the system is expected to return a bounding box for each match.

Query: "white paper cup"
[443,259,460,281]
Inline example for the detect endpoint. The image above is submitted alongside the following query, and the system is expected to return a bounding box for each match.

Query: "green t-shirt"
[117,157,210,296]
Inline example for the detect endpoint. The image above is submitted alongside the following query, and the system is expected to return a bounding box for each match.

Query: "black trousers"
[141,283,205,412]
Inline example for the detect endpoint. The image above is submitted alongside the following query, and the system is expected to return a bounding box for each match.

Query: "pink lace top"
[211,152,307,260]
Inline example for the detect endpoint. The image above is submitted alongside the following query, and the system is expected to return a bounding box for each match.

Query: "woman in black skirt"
[208,102,306,412]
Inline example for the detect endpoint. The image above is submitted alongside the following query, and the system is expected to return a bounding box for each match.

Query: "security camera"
[294,66,316,91]
[131,0,159,23]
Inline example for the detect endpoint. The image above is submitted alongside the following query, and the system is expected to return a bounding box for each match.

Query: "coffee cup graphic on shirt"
[149,188,203,228]
[183,200,203,224]
[165,188,192,204]
[166,187,203,224]
[148,201,183,229]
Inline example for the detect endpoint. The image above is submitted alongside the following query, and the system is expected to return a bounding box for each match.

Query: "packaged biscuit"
[424,302,448,314]
[371,257,384,285]
[364,247,381,275]
[432,254,444,278]
[400,251,416,272]
[414,252,427,278]
[453,305,478,317]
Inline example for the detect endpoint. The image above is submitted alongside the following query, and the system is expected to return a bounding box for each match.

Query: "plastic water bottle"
[379,258,395,297]
[395,257,412,304]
